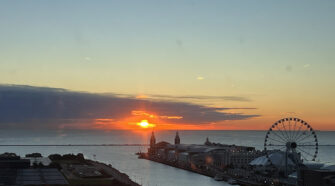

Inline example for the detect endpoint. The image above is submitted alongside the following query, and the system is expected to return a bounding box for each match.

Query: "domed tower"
[150,131,156,148]
[174,131,180,145]
[204,137,212,146]
[148,131,157,156]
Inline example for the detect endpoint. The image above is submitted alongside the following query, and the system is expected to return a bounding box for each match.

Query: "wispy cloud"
[196,76,204,80]
[303,64,311,68]
[0,85,258,129]
[142,94,252,102]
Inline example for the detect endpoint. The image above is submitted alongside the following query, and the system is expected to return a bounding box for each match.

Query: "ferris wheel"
[264,117,318,167]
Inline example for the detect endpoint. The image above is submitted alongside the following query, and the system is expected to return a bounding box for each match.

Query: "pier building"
[147,132,263,170]
[141,120,335,186]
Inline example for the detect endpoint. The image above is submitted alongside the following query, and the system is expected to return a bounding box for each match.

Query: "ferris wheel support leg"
[285,149,288,178]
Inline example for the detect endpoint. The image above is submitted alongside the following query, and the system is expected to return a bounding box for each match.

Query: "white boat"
[227,178,238,185]
[214,173,224,181]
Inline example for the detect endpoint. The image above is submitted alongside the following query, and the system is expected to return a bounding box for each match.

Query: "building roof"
[0,152,20,160]
[16,168,68,185]
[249,151,295,167]
[321,164,335,171]
[155,141,170,148]
[173,144,228,153]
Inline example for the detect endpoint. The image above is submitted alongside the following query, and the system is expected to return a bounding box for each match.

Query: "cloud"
[84,57,92,62]
[303,64,311,68]
[0,85,258,129]
[144,94,252,102]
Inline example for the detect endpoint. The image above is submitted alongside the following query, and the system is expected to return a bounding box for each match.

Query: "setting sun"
[139,120,149,127]
[137,120,155,128]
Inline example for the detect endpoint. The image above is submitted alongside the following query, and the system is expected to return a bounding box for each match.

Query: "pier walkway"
[0,144,149,146]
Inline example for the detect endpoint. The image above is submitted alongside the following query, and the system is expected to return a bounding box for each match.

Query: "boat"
[227,178,238,185]
[214,173,225,181]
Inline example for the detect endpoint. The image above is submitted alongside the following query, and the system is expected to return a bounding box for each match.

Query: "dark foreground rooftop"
[0,168,68,185]
[16,168,68,185]
[0,152,139,186]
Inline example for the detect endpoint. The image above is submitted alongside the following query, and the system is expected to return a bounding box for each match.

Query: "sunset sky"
[0,1,334,130]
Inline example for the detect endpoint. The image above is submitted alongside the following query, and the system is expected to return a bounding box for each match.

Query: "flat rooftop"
[16,168,68,185]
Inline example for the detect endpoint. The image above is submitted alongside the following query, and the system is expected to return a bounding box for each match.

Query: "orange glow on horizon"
[92,109,334,131]
[136,94,148,99]
[92,117,334,131]
[131,110,183,120]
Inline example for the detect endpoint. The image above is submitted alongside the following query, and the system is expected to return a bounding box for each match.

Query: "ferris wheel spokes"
[264,117,318,166]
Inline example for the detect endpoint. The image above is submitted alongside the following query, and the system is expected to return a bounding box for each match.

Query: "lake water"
[0,130,334,186]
